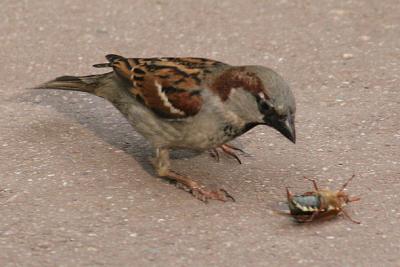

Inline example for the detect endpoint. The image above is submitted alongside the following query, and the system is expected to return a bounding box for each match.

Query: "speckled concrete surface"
[1,0,400,266]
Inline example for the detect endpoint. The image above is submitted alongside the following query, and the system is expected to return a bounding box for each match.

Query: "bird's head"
[212,66,296,143]
[252,66,296,143]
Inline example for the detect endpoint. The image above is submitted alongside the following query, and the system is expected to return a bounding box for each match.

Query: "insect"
[286,175,361,224]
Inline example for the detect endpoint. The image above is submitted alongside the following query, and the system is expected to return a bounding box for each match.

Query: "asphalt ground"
[1,1,399,266]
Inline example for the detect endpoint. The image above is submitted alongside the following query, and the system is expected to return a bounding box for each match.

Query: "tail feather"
[93,63,112,68]
[93,54,125,68]
[105,54,125,63]
[33,73,107,93]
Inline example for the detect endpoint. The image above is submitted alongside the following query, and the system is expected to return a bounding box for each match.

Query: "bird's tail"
[33,73,112,94]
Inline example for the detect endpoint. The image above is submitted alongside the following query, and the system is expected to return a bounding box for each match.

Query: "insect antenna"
[339,174,356,191]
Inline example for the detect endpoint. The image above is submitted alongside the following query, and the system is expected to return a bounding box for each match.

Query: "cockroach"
[286,175,361,224]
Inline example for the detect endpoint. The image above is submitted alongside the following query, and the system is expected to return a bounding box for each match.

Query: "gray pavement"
[1,0,399,266]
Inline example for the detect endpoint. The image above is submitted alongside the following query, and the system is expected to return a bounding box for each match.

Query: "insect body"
[286,175,360,224]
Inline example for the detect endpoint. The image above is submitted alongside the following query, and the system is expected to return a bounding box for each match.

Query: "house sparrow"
[35,54,296,202]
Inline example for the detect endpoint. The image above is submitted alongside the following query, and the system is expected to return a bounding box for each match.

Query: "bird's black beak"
[265,114,296,143]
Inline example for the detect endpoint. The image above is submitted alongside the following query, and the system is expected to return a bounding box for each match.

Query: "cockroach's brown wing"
[94,54,226,119]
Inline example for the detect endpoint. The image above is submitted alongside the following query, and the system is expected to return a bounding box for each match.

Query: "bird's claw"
[209,144,248,164]
[190,186,235,203]
[165,170,235,202]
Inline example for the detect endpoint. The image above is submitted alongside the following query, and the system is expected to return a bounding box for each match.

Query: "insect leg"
[339,174,356,191]
[286,187,293,200]
[348,196,361,202]
[341,209,361,224]
[304,211,319,222]
[304,177,319,191]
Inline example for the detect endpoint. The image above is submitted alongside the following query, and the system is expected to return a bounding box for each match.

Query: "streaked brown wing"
[95,54,226,119]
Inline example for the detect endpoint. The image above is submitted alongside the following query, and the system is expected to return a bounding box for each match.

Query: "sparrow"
[35,54,296,202]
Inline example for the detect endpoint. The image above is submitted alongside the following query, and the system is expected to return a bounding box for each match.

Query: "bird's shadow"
[16,89,204,176]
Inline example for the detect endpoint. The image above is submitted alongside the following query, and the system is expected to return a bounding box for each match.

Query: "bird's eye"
[259,101,270,112]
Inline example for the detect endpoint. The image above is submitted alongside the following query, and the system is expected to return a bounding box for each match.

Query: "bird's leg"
[209,144,249,164]
[209,148,220,162]
[222,143,246,154]
[209,144,244,164]
[154,148,235,202]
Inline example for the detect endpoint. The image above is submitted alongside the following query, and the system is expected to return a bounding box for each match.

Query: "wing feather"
[95,54,227,119]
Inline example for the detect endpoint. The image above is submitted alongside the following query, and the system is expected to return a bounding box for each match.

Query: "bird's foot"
[164,170,235,202]
[209,144,247,164]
